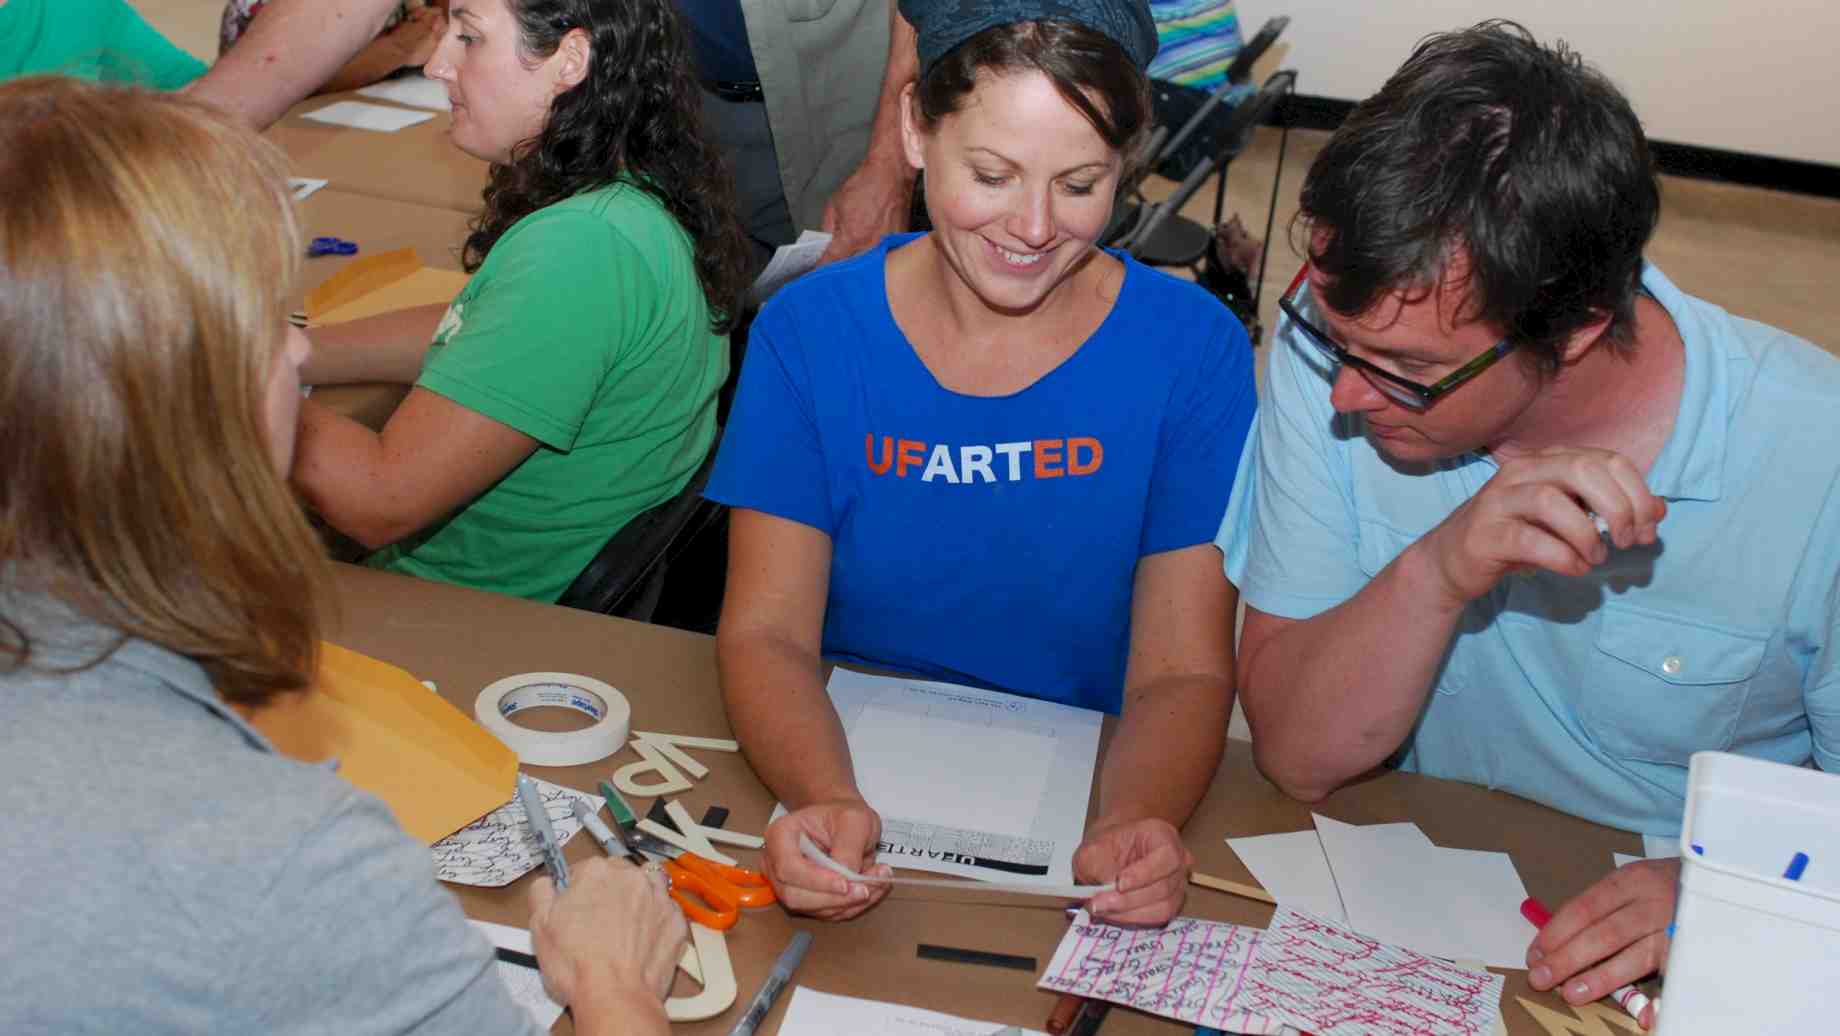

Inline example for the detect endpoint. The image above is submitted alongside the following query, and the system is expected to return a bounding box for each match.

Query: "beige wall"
[1248,0,1840,167]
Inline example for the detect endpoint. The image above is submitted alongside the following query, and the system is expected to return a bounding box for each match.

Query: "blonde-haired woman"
[0,76,683,1036]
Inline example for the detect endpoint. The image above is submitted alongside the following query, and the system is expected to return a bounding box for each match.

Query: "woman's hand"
[527,855,688,1007]
[761,798,894,921]
[1074,817,1193,926]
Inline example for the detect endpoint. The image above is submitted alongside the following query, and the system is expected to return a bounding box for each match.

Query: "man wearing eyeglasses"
[1217,21,1840,1027]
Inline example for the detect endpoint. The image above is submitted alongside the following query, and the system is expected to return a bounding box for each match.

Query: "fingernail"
[1527,947,1543,964]
[1569,981,1590,999]
[1530,966,1550,987]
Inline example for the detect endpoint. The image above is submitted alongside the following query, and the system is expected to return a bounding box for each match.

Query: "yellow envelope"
[305,247,472,325]
[246,642,517,844]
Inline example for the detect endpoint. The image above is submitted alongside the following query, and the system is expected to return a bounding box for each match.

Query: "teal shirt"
[0,0,206,88]
[367,180,727,602]
[1221,264,1840,836]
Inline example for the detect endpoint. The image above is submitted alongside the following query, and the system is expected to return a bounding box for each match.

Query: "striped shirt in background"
[1146,0,1245,88]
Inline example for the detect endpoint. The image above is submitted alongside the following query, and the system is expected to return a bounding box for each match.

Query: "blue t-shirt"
[1219,264,1840,835]
[709,234,1257,713]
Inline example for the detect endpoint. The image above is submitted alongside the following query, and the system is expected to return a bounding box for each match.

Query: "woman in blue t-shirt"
[708,0,1257,927]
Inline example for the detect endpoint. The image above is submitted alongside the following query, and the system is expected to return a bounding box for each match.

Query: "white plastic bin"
[1654,751,1840,1035]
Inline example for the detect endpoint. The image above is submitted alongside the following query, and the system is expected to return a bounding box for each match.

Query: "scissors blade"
[517,775,570,888]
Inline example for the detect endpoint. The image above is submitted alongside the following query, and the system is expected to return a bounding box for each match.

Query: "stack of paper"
[1226,815,1533,969]
[1040,908,1503,1036]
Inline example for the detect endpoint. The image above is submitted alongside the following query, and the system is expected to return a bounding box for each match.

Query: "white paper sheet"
[288,177,329,201]
[786,669,1103,888]
[779,987,1048,1036]
[431,776,599,887]
[852,704,1054,834]
[1226,829,1347,922]
[1312,814,1532,969]
[749,229,831,305]
[1642,833,1682,859]
[468,919,565,1030]
[1039,910,1287,1034]
[357,74,452,111]
[1237,907,1505,1036]
[301,100,436,132]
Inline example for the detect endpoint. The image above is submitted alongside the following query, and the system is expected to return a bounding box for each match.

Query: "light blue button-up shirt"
[1219,265,1840,835]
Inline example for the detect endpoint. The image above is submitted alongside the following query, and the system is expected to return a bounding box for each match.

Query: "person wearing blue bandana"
[1218,21,1840,1030]
[709,0,1255,927]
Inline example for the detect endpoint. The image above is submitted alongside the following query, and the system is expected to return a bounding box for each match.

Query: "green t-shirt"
[0,0,206,88]
[367,181,727,602]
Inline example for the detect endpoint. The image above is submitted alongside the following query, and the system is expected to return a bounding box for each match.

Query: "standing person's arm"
[1073,545,1235,926]
[815,4,917,264]
[188,0,403,127]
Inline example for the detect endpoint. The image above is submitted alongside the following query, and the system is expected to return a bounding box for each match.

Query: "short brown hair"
[0,77,328,705]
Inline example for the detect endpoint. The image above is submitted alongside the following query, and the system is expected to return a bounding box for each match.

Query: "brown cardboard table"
[326,563,1643,1035]
[294,188,473,430]
[269,92,489,214]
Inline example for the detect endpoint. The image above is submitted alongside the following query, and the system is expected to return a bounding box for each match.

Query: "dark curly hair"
[462,0,752,333]
[1298,20,1659,373]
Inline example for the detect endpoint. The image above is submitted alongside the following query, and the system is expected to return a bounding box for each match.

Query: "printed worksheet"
[431,777,599,887]
[778,987,1048,1036]
[812,668,1103,888]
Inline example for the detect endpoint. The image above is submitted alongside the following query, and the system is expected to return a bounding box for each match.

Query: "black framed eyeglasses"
[1277,265,1516,411]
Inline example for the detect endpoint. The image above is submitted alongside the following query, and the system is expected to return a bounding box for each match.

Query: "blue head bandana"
[899,0,1159,76]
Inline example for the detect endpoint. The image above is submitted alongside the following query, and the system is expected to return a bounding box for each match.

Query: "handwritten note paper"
[1039,912,1285,1034]
[1235,907,1504,1036]
[1041,908,1502,1036]
[432,776,599,887]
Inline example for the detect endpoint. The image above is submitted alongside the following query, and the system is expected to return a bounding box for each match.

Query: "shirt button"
[1662,655,1684,676]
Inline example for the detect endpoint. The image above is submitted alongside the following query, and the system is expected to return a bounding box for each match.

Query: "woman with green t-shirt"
[292,0,751,603]
[0,0,206,88]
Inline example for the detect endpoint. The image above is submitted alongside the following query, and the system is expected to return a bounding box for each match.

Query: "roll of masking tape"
[474,672,631,767]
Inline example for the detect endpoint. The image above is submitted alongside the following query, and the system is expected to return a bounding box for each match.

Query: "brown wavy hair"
[0,77,328,706]
[461,0,753,333]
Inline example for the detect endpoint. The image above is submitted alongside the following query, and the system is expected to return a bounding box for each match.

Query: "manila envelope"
[305,246,471,325]
[244,641,516,844]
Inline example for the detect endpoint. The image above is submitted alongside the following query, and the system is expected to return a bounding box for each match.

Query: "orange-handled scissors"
[628,830,774,930]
